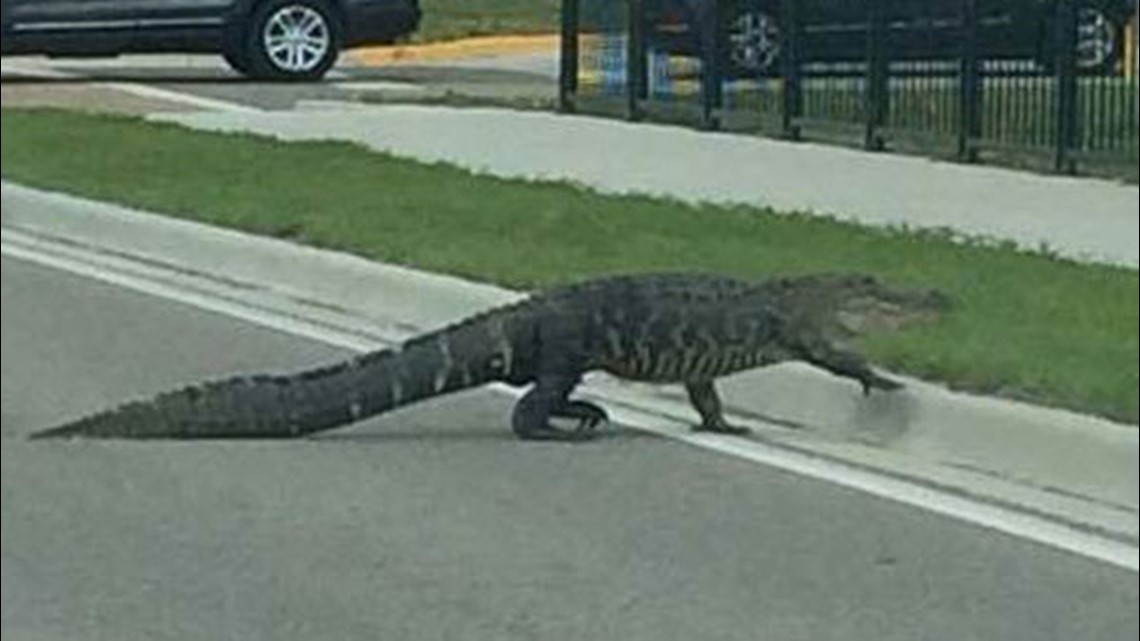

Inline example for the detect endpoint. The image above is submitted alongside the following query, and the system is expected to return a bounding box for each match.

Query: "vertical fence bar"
[700,0,724,130]
[627,0,646,121]
[1130,8,1138,164]
[780,0,803,139]
[1126,10,1137,80]
[864,0,889,150]
[1089,65,1103,152]
[559,0,580,113]
[958,0,981,161]
[1034,59,1048,147]
[1054,0,1079,173]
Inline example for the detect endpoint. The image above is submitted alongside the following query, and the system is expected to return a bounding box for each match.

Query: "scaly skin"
[30,273,948,441]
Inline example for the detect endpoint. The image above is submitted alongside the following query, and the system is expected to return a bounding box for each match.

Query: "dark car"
[647,0,1136,77]
[1,0,420,80]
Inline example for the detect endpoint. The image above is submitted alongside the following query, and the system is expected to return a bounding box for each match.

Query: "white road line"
[1,60,262,114]
[2,231,1137,573]
[0,231,371,352]
[104,80,263,114]
[662,423,1140,572]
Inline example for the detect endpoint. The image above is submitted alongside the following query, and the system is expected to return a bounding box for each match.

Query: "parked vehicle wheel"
[245,0,341,81]
[722,1,781,78]
[1073,5,1122,73]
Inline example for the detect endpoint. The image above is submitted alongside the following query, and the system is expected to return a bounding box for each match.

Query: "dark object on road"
[0,0,421,81]
[30,273,949,442]
[647,0,1135,77]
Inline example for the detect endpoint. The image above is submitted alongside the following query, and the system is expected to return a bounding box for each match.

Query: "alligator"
[30,272,948,441]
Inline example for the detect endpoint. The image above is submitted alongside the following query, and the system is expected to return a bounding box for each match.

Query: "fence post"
[627,0,647,121]
[957,0,982,161]
[559,0,580,113]
[864,0,889,151]
[1126,9,1137,80]
[1053,0,1079,174]
[780,0,803,139]
[700,0,724,130]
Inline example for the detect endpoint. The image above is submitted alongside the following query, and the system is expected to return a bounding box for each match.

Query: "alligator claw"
[558,400,609,434]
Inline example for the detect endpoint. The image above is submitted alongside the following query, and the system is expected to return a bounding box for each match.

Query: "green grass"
[416,0,560,42]
[2,108,1137,424]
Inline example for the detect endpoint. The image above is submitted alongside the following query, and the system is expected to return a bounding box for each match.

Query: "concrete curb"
[2,181,1136,567]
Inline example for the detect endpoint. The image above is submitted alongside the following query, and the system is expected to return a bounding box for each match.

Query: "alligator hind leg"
[686,380,750,435]
[512,375,602,442]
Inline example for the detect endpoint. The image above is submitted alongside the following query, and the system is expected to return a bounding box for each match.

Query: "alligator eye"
[488,355,505,371]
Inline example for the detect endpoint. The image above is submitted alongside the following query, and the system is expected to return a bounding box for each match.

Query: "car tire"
[721,1,781,79]
[1073,5,1122,74]
[1039,4,1124,75]
[244,0,341,81]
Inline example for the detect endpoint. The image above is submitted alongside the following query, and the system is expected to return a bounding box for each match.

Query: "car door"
[975,0,1041,61]
[124,0,235,31]
[5,0,140,31]
[881,0,963,62]
[6,0,233,33]
[798,0,875,64]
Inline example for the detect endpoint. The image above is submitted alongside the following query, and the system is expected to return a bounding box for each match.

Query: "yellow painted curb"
[351,34,559,66]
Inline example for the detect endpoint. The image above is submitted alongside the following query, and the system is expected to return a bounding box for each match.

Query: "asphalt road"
[3,254,1138,641]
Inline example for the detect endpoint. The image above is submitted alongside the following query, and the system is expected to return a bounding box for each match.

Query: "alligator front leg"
[685,380,751,435]
[799,337,903,394]
[512,375,602,442]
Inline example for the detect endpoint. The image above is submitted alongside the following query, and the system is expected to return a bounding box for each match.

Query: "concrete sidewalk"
[154,104,1139,268]
[3,182,1135,571]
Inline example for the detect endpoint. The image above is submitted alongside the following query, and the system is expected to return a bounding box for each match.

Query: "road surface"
[0,54,556,112]
[3,253,1137,641]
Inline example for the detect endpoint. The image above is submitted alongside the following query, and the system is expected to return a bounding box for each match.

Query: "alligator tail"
[29,332,494,440]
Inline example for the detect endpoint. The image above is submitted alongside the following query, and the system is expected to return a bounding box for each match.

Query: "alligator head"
[757,273,952,342]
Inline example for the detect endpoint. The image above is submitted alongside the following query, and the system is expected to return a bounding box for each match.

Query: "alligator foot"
[685,380,750,436]
[861,373,904,395]
[516,424,600,442]
[554,400,609,435]
[512,377,604,442]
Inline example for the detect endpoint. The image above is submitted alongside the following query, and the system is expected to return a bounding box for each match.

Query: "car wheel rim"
[263,4,330,73]
[1074,8,1115,70]
[729,11,780,72]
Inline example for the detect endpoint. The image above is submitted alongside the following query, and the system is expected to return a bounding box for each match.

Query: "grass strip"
[416,1,560,42]
[1,107,1136,424]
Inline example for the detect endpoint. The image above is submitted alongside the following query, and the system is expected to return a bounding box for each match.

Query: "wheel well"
[235,0,347,28]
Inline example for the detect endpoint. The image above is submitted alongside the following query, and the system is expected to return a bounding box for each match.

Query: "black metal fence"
[560,0,1139,179]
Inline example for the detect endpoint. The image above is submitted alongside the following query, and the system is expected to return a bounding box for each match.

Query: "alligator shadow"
[314,425,659,444]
